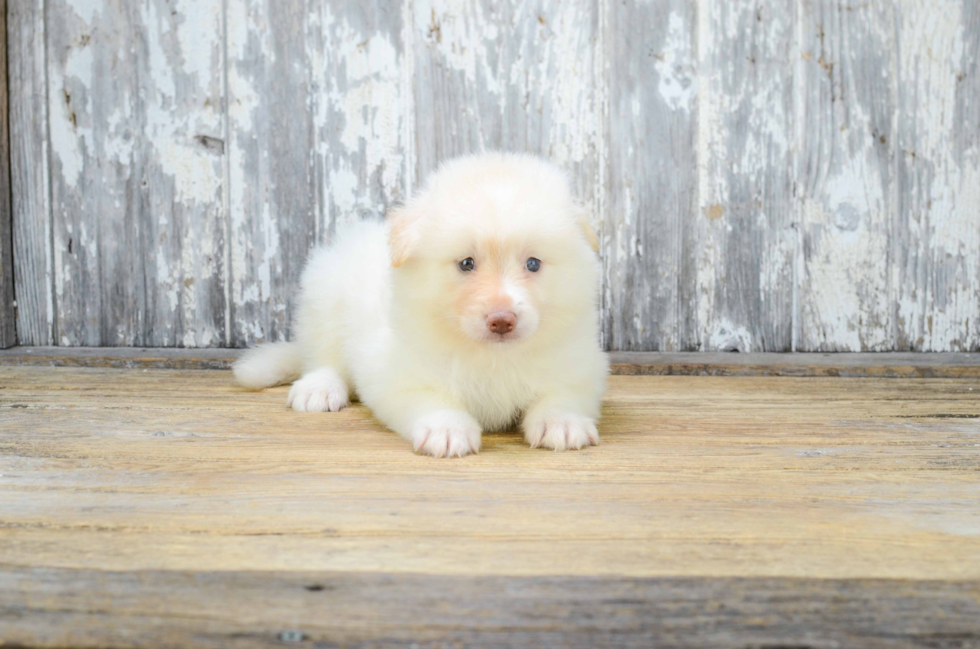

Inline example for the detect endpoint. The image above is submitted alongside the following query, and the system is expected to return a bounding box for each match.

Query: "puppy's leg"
[411,409,482,458]
[376,392,482,458]
[287,367,349,412]
[522,397,600,451]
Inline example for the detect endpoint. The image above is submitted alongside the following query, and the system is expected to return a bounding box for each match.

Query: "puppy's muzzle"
[486,311,517,335]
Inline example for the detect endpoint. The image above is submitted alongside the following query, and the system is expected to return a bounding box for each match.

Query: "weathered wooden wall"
[6,0,980,351]
[0,0,15,348]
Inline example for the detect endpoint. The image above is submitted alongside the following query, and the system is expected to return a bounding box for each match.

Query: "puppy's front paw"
[287,368,348,412]
[412,410,481,458]
[523,412,599,451]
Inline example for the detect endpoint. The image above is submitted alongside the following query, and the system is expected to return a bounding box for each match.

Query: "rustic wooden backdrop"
[6,0,979,351]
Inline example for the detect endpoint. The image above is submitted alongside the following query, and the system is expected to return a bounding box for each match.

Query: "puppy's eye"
[458,257,476,272]
[525,257,541,273]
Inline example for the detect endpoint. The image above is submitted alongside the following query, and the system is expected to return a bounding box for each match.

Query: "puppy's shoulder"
[301,219,389,283]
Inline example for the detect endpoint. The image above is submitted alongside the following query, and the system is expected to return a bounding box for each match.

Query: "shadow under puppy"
[234,152,608,457]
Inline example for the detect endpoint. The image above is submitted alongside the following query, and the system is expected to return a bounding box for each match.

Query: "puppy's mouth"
[484,331,523,344]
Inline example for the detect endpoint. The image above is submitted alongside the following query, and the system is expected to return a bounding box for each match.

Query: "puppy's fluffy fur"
[234,153,608,457]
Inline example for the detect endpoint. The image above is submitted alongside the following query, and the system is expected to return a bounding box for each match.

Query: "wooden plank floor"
[1,364,980,647]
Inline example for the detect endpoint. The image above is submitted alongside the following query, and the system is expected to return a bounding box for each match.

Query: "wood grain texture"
[226,0,312,347]
[696,0,795,352]
[227,0,408,347]
[2,367,979,644]
[1,367,979,580]
[602,0,698,351]
[138,0,228,347]
[412,0,598,198]
[0,0,15,348]
[796,0,980,353]
[7,0,980,351]
[2,567,979,648]
[797,0,897,351]
[45,0,139,346]
[8,0,52,346]
[43,0,227,346]
[3,346,980,377]
[894,0,980,352]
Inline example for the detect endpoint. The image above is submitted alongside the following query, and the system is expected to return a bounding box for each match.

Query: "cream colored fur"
[233,152,608,457]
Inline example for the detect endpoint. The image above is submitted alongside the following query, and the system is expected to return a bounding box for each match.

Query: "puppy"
[234,152,608,457]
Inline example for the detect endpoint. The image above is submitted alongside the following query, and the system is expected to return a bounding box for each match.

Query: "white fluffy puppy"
[234,152,608,457]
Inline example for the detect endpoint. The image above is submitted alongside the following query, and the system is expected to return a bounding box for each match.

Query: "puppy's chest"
[450,366,535,431]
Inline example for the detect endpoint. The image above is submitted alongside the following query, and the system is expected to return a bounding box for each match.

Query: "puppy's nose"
[486,312,517,334]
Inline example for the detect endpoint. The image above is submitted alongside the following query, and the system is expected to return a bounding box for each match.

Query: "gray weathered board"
[0,0,15,348]
[6,0,980,351]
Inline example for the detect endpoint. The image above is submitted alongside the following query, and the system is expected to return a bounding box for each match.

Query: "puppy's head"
[387,153,599,347]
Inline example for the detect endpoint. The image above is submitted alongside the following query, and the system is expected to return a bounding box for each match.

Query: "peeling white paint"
[655,12,696,112]
[143,2,176,102]
[801,194,891,352]
[175,1,223,91]
[696,0,794,352]
[894,0,979,351]
[49,44,93,189]
[709,318,754,352]
[535,3,597,167]
[103,106,135,164]
[400,0,416,203]
[63,0,100,27]
[801,132,893,351]
[143,0,224,207]
[797,2,898,352]
[227,1,409,344]
[327,27,404,218]
[327,166,361,214]
[157,140,223,205]
[417,0,500,91]
[14,0,980,350]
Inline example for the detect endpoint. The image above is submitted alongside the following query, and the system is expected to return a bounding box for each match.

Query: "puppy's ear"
[575,205,600,252]
[387,206,424,267]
